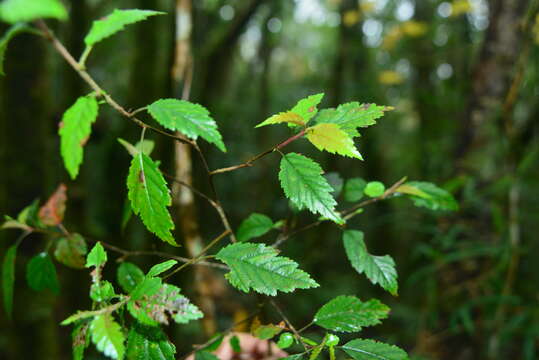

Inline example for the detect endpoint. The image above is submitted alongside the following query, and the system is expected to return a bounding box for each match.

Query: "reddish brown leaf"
[39,183,67,226]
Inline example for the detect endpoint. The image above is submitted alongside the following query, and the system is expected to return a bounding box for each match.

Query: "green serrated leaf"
[90,314,126,360]
[130,277,162,301]
[147,98,226,152]
[403,181,458,211]
[126,322,176,360]
[54,233,88,269]
[16,198,41,227]
[0,23,31,76]
[0,0,67,23]
[343,178,367,202]
[26,252,60,294]
[59,96,99,179]
[127,153,177,246]
[127,284,203,326]
[73,323,90,360]
[237,213,274,242]
[306,124,362,159]
[315,102,388,138]
[342,339,408,360]
[85,9,165,46]
[146,260,177,277]
[2,245,17,319]
[254,324,283,339]
[343,231,398,296]
[117,262,145,293]
[86,242,108,268]
[364,182,385,198]
[279,153,342,224]
[216,242,319,296]
[314,296,390,332]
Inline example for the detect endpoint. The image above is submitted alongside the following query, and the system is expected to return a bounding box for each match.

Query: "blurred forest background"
[1,0,539,359]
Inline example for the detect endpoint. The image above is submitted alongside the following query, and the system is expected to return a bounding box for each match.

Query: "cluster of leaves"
[61,243,202,360]
[1,3,459,360]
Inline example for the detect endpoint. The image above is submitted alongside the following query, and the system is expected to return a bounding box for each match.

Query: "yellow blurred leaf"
[306,123,362,159]
[359,1,376,14]
[533,14,539,45]
[343,10,360,27]
[401,21,428,37]
[382,26,402,50]
[451,0,472,17]
[378,70,405,85]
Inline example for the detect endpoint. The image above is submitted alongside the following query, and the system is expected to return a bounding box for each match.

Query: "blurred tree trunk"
[456,0,530,167]
[171,0,221,337]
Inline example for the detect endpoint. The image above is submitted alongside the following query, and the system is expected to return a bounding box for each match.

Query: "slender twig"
[273,177,408,248]
[209,129,307,176]
[34,21,194,146]
[270,300,308,351]
[163,229,231,280]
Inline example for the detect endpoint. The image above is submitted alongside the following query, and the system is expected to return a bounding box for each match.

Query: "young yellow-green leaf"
[216,242,319,296]
[315,102,390,138]
[255,111,306,128]
[118,138,155,157]
[26,252,60,294]
[256,93,324,128]
[127,284,203,326]
[343,231,398,296]
[279,153,342,224]
[2,245,17,319]
[59,96,99,179]
[127,153,176,246]
[292,93,324,123]
[147,98,226,152]
[0,0,67,24]
[314,296,389,332]
[309,335,328,360]
[364,181,385,198]
[343,178,367,202]
[236,213,274,242]
[126,322,176,360]
[54,233,88,269]
[342,339,408,360]
[402,181,458,211]
[84,9,165,46]
[306,124,362,159]
[90,314,126,360]
[0,23,31,76]
[146,260,177,277]
[117,262,145,293]
[86,242,107,268]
